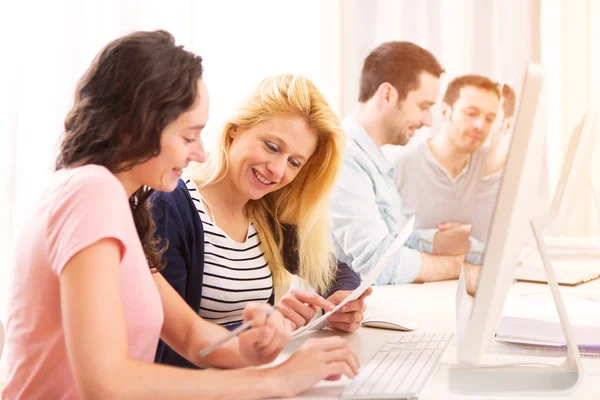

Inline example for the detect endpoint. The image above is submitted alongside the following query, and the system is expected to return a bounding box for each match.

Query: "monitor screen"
[459,63,547,364]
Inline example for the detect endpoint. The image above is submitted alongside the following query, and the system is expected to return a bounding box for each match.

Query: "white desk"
[283,257,600,399]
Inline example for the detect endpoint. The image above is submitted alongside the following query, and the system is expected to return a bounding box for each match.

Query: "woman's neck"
[197,175,248,221]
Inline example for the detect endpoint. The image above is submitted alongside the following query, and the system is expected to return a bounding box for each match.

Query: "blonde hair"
[187,74,345,293]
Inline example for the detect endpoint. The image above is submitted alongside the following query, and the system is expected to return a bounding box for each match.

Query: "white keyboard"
[341,332,454,399]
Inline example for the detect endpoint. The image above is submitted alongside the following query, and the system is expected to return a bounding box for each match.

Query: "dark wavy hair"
[56,30,204,271]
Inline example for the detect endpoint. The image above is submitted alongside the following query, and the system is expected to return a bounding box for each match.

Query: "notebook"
[495,291,600,350]
[514,266,600,286]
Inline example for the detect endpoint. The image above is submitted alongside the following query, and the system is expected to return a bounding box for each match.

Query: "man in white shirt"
[393,75,508,258]
[330,42,480,290]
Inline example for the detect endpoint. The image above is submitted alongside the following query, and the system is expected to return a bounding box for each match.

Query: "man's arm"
[330,157,463,284]
[484,119,512,177]
[430,223,485,265]
[413,252,464,283]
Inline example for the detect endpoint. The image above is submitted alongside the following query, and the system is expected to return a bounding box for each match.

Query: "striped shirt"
[184,179,273,326]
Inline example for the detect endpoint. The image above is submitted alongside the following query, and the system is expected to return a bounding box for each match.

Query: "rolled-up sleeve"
[409,227,484,265]
[465,236,485,265]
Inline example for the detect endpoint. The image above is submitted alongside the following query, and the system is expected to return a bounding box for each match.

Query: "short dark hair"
[501,84,517,119]
[358,41,444,103]
[442,75,500,107]
[56,30,204,271]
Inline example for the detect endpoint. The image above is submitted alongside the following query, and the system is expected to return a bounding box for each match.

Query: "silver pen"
[198,307,275,358]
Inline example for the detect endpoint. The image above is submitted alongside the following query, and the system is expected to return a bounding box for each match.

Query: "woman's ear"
[228,124,239,139]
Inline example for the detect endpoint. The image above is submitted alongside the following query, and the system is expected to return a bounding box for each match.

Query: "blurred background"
[0,0,598,341]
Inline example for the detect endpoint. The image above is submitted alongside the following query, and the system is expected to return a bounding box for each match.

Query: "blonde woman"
[151,74,371,368]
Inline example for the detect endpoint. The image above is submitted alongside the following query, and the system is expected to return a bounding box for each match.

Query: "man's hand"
[434,223,472,256]
[326,287,373,332]
[463,262,481,297]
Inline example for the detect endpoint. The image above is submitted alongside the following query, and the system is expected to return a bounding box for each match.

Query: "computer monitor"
[518,107,598,261]
[547,109,598,232]
[451,63,583,395]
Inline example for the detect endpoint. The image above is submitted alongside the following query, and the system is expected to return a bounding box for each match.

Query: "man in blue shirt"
[330,41,481,287]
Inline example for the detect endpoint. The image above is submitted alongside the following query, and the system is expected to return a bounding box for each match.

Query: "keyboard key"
[426,342,438,350]
[370,351,407,394]
[409,349,442,394]
[395,350,434,394]
[341,331,453,399]
[344,352,387,395]
[387,336,401,344]
[400,335,411,343]
[421,333,434,342]
[382,351,421,394]
[410,333,424,343]
[356,351,399,395]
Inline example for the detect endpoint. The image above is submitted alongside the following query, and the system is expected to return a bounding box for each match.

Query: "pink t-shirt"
[2,165,164,400]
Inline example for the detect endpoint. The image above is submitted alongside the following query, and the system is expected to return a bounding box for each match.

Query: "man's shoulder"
[345,139,373,167]
[471,146,491,170]
[390,140,426,169]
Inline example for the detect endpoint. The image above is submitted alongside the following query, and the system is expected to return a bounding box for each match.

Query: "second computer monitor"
[459,63,546,365]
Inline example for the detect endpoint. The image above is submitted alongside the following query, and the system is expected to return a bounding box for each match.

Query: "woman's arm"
[277,225,367,332]
[323,260,361,298]
[61,238,358,399]
[60,238,272,399]
[154,272,291,368]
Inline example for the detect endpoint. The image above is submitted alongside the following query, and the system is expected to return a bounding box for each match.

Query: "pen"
[199,307,274,358]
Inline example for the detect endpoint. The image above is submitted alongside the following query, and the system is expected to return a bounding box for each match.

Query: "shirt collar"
[343,117,394,176]
[424,139,471,184]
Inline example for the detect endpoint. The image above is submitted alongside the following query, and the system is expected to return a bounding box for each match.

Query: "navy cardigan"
[150,179,360,368]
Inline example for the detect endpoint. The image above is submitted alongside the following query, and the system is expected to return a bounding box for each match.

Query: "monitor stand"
[449,214,583,396]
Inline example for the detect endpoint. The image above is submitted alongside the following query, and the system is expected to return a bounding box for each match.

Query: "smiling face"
[381,72,440,146]
[131,79,210,192]
[442,85,499,153]
[226,116,318,201]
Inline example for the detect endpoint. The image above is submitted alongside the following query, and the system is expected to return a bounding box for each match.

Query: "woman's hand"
[276,288,335,329]
[238,303,294,366]
[326,287,372,332]
[268,336,360,398]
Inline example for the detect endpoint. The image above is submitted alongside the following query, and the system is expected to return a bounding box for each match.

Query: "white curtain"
[339,0,540,127]
[0,0,338,332]
[0,0,195,326]
[541,0,600,235]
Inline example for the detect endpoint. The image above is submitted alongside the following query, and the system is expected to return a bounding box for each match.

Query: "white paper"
[292,216,415,337]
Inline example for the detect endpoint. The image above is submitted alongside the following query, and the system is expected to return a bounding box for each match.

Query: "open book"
[495,291,600,350]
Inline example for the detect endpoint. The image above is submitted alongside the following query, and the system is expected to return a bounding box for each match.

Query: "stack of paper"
[495,292,600,349]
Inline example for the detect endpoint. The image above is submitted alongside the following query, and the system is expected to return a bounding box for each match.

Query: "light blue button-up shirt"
[331,117,438,284]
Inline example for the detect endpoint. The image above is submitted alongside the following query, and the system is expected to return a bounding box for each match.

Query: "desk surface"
[283,257,600,399]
